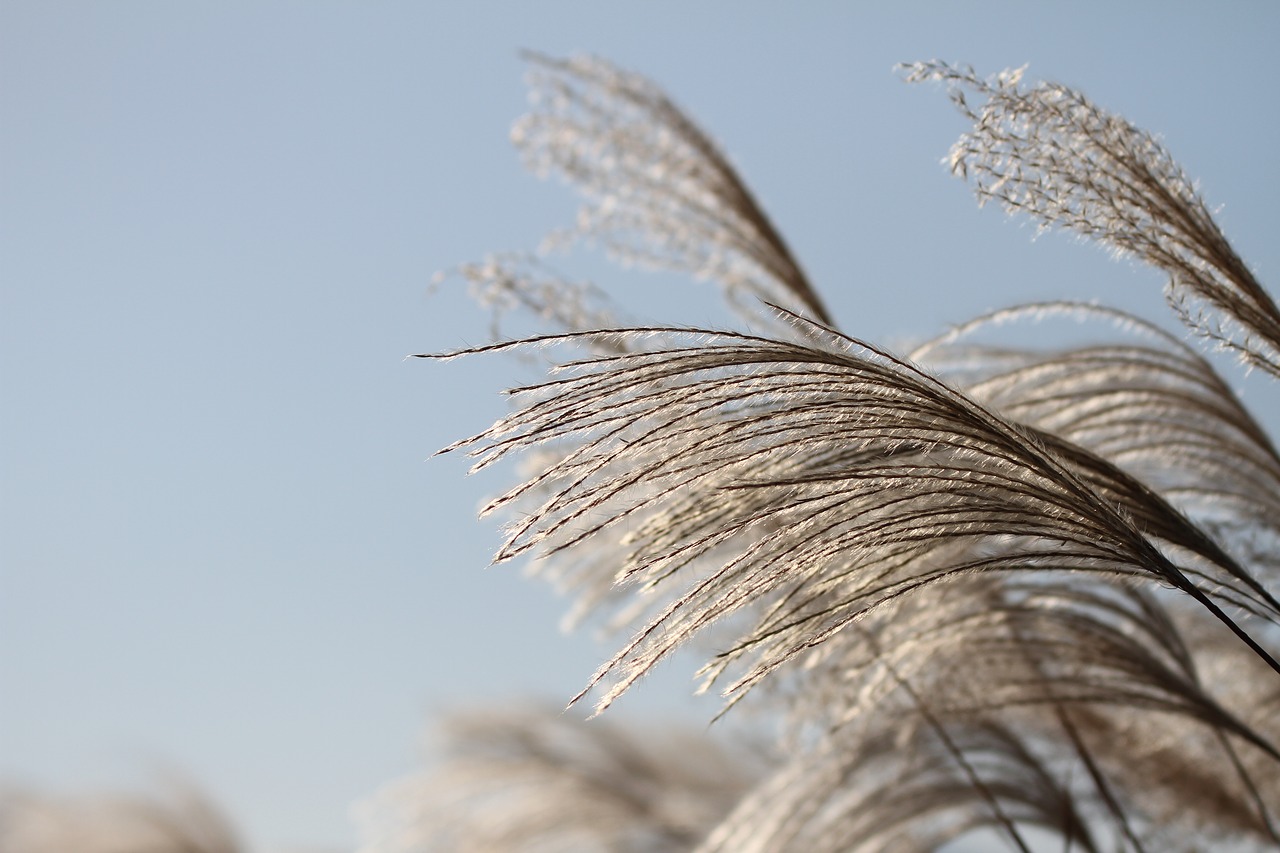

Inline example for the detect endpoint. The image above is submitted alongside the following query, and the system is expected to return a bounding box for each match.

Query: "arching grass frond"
[903,62,1280,376]
[420,312,1280,716]
[915,302,1280,584]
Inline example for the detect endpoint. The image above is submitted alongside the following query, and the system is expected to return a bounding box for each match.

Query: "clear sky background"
[3,3,1279,851]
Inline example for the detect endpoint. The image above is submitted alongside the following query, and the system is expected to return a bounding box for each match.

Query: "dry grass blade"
[903,61,1280,376]
[516,52,832,333]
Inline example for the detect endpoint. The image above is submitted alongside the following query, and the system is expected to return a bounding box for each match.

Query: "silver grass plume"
[902,61,1280,377]
[911,302,1280,586]
[515,52,831,336]
[414,55,1280,852]
[0,784,243,853]
[424,316,1280,711]
[355,706,762,853]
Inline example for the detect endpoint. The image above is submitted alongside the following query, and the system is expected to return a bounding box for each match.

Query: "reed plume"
[387,56,1280,851]
[901,61,1280,378]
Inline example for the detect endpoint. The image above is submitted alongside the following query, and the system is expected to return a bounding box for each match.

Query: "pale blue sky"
[3,3,1279,851]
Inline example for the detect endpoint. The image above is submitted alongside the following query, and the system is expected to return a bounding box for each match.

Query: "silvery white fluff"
[376,55,1280,852]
